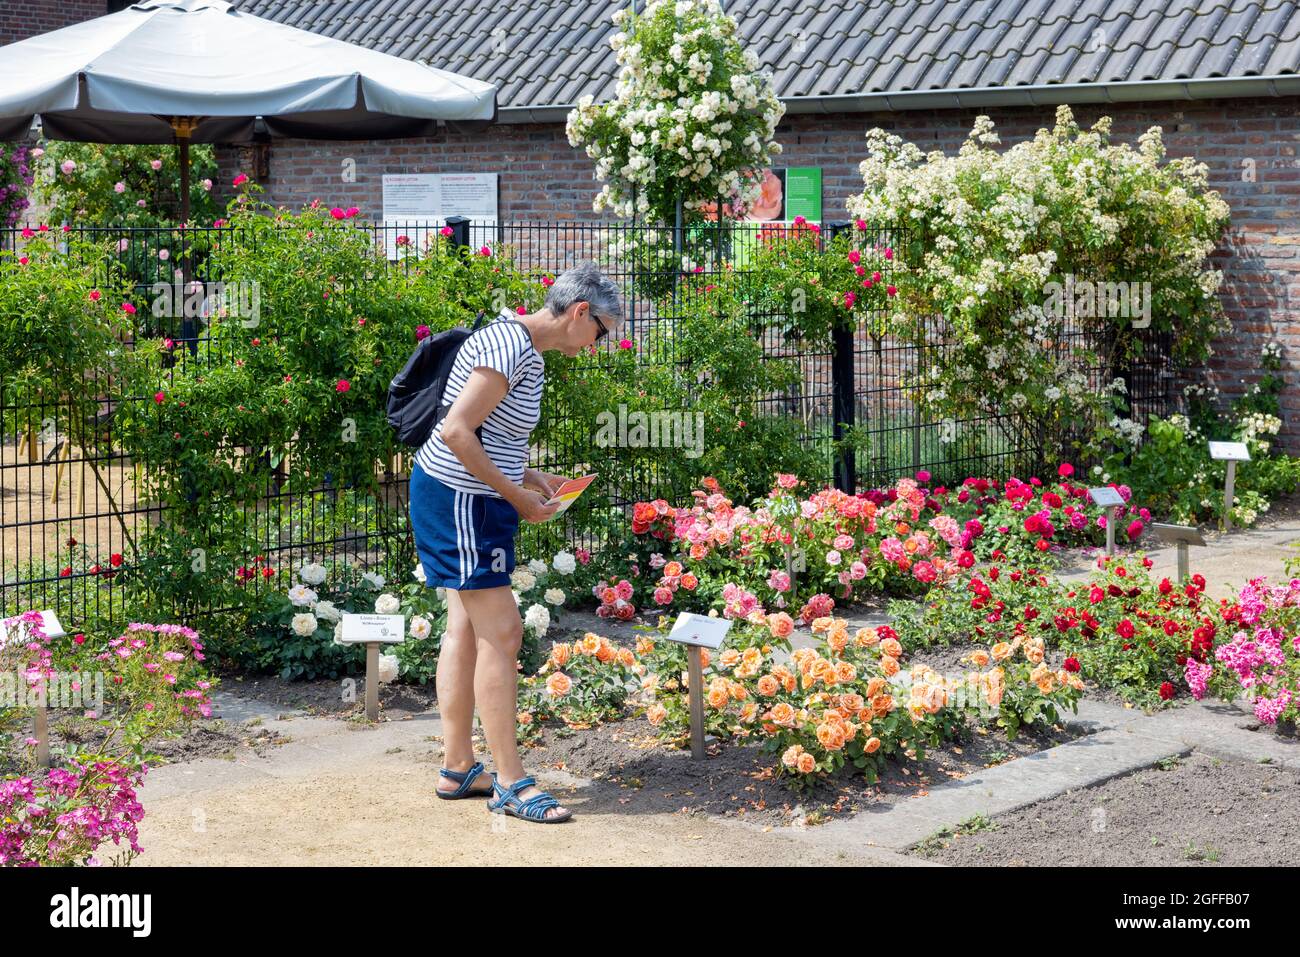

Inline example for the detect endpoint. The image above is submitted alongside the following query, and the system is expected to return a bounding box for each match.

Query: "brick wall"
[0,0,106,46]
[230,95,1300,450]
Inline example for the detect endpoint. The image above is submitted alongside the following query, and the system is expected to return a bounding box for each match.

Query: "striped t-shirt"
[414,310,545,498]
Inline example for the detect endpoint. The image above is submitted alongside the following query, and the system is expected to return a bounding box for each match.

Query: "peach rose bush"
[638,612,1078,790]
[515,632,642,744]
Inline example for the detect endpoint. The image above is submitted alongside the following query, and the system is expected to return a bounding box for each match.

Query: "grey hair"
[544,260,624,326]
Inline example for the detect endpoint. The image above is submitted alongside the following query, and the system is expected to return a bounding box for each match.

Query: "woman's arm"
[439,366,558,524]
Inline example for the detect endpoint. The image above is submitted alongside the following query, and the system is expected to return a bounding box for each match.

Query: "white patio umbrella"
[0,0,498,220]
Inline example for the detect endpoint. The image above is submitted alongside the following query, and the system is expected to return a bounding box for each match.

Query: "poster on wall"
[380,172,498,259]
[699,167,822,266]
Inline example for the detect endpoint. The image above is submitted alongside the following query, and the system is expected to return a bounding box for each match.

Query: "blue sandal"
[436,761,492,800]
[487,774,573,823]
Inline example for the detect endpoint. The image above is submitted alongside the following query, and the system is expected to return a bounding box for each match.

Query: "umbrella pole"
[170,116,197,224]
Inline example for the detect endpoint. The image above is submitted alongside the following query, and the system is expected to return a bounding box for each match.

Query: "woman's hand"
[512,487,560,524]
[523,468,567,498]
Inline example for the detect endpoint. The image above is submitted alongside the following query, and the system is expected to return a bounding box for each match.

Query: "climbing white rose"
[361,571,386,590]
[412,564,426,584]
[298,562,327,586]
[291,612,318,637]
[552,550,577,575]
[374,593,401,615]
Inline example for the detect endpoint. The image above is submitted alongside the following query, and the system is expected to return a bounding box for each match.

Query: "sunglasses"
[589,307,610,342]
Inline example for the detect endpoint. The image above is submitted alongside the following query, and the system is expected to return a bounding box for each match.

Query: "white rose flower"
[544,588,566,606]
[409,615,432,640]
[361,571,386,590]
[524,603,551,637]
[528,558,547,576]
[299,562,327,586]
[333,621,346,646]
[436,586,447,601]
[377,654,399,685]
[314,600,341,623]
[374,593,401,615]
[287,584,318,607]
[552,551,577,575]
[510,568,536,592]
[412,564,426,584]
[291,612,318,637]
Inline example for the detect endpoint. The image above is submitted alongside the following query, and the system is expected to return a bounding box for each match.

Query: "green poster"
[784,167,822,222]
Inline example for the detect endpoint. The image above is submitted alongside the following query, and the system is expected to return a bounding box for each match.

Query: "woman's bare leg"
[435,588,491,794]
[457,584,568,819]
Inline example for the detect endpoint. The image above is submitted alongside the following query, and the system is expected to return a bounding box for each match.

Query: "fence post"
[444,215,470,251]
[826,221,855,493]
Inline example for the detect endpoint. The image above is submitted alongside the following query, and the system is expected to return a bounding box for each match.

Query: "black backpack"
[386,311,487,447]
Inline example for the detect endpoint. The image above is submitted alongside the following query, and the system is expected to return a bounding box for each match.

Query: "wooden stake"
[687,645,705,760]
[1105,505,1117,556]
[1222,460,1237,533]
[365,641,379,721]
[50,441,73,504]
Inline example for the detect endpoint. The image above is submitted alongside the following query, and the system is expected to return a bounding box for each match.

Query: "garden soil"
[910,751,1300,866]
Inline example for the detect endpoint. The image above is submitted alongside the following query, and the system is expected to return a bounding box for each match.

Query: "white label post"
[1208,442,1251,532]
[665,613,732,760]
[2,611,66,768]
[1088,487,1125,556]
[338,614,405,721]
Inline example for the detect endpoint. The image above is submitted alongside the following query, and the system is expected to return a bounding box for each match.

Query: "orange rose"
[546,672,572,697]
[767,612,795,639]
[811,616,834,635]
[699,648,711,669]
[663,560,683,578]
[739,701,758,723]
[636,636,656,656]
[816,722,846,751]
[707,677,730,709]
[864,736,881,754]
[646,703,668,726]
[517,711,533,726]
[769,702,796,726]
[879,655,900,677]
[689,543,709,561]
[895,522,910,535]
[855,627,880,647]
[549,642,571,667]
[579,633,602,656]
[990,641,1013,662]
[865,676,888,698]
[616,647,636,667]
[835,661,857,683]
[796,752,816,774]
[880,637,902,659]
[781,744,803,768]
[871,693,894,717]
[720,648,742,668]
[756,674,780,696]
[968,649,991,668]
[595,637,616,663]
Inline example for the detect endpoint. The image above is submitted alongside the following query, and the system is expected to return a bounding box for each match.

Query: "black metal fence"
[1,218,1173,625]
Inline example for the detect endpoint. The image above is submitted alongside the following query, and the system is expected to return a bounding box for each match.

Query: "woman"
[408,260,623,823]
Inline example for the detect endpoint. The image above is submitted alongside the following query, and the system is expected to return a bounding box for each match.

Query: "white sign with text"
[665,612,732,649]
[338,614,406,645]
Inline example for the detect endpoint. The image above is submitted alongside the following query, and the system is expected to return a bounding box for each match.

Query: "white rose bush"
[566,0,784,296]
[848,106,1231,465]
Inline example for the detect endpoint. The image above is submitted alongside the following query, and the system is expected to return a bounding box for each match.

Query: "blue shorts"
[409,465,519,590]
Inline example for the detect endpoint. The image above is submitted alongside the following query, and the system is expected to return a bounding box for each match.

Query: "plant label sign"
[1150,522,1207,547]
[0,610,66,646]
[1208,441,1250,462]
[1088,487,1125,508]
[338,614,405,645]
[666,613,732,650]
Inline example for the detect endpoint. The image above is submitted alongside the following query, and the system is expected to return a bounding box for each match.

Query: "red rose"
[1063,657,1080,672]
[109,553,123,567]
[335,379,351,393]
[1158,682,1176,701]
[1117,618,1136,639]
[1158,578,1173,595]
[1058,463,1074,477]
